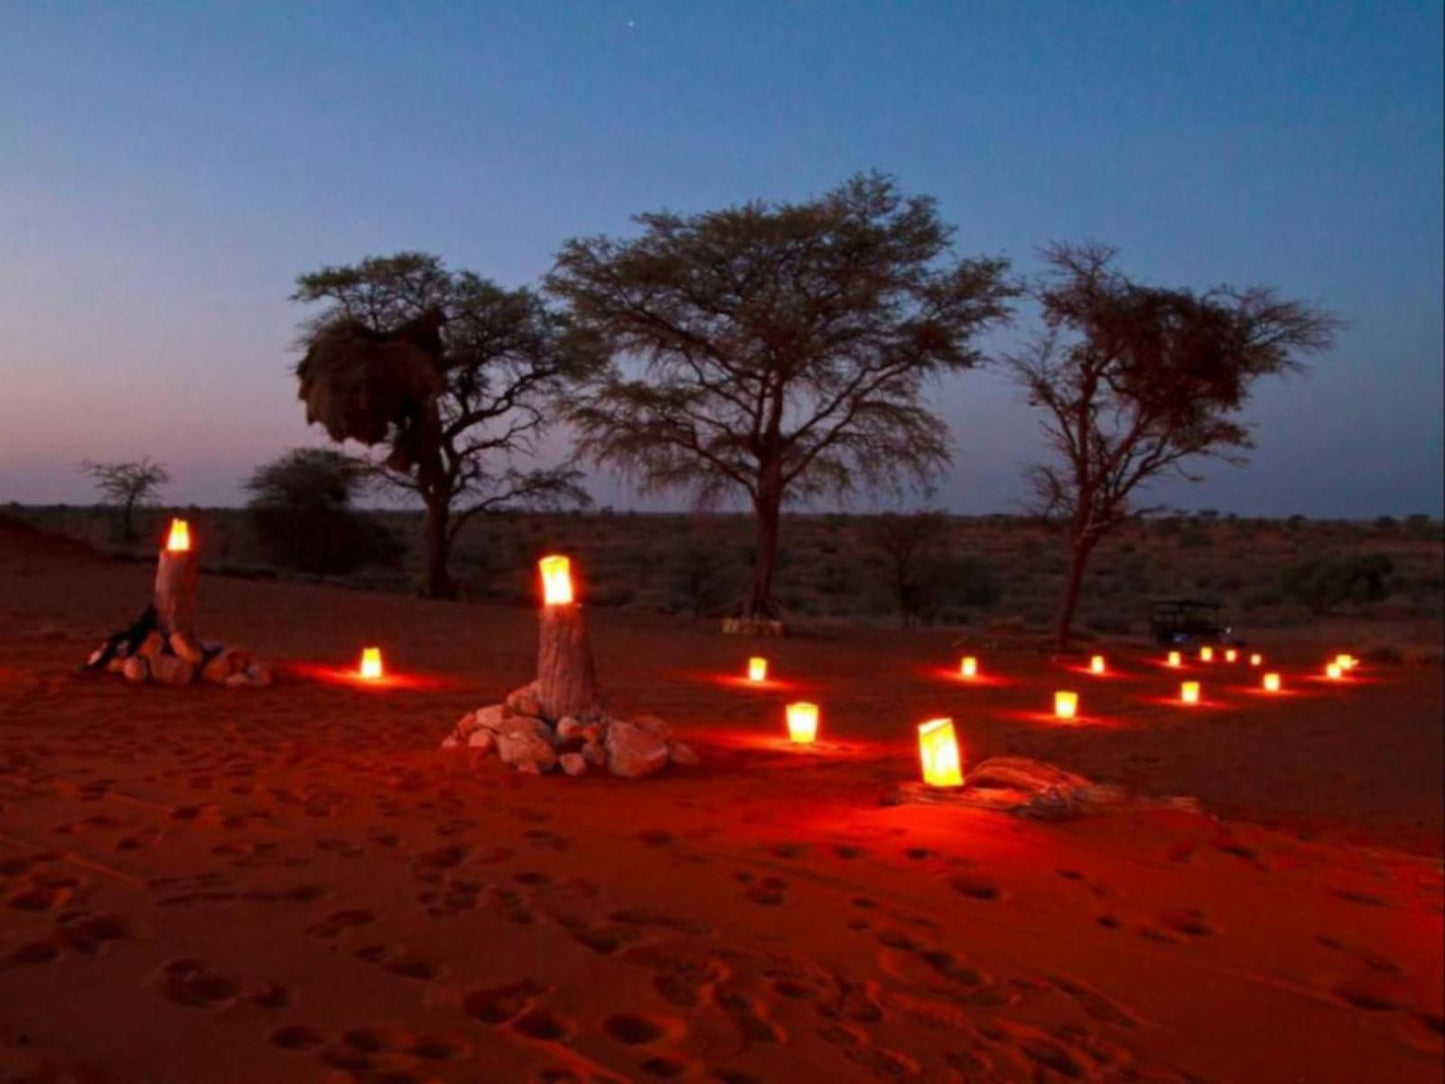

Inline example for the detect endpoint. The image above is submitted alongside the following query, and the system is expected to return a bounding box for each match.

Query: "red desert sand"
[0,519,1440,1083]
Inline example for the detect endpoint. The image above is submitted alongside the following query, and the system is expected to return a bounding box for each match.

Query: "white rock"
[496,716,558,773]
[632,714,673,740]
[122,656,149,683]
[605,720,671,779]
[440,734,461,749]
[471,705,507,733]
[505,681,542,719]
[150,654,196,687]
[555,716,584,744]
[582,741,607,767]
[669,743,701,767]
[559,752,588,777]
[467,729,496,753]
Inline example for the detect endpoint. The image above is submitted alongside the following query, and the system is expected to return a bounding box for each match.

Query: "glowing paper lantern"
[1335,653,1357,671]
[1326,663,1343,680]
[359,647,383,681]
[917,718,963,788]
[747,656,768,683]
[1224,649,1238,663]
[1249,653,1263,666]
[1054,691,1078,720]
[1199,647,1214,663]
[960,656,978,679]
[538,555,574,606]
[1181,681,1201,705]
[1090,655,1106,675]
[165,518,191,553]
[786,702,819,745]
[1263,672,1281,693]
[1167,651,1182,668]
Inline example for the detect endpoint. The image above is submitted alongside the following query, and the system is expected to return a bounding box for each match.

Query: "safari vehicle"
[1149,598,1242,647]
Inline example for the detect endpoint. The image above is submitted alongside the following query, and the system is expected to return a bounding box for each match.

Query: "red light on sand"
[539,555,574,606]
[786,702,819,744]
[1054,690,1078,720]
[748,656,768,683]
[960,656,978,679]
[918,718,963,787]
[1089,655,1106,675]
[359,647,383,681]
[165,518,191,552]
[1180,681,1201,705]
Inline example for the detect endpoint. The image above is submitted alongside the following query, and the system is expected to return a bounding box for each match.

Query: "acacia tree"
[1008,243,1341,649]
[292,254,595,599]
[548,174,1015,621]
[79,456,170,539]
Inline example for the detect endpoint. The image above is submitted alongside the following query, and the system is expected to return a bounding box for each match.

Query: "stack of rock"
[441,680,698,778]
[87,622,272,688]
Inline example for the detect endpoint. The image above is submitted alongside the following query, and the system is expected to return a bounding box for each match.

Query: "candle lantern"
[1263,672,1281,693]
[1167,651,1182,668]
[539,555,574,606]
[1200,647,1214,663]
[1181,681,1201,704]
[1224,648,1238,664]
[359,647,383,681]
[786,702,819,745]
[1054,691,1079,720]
[917,718,963,787]
[1089,655,1106,675]
[1326,663,1343,680]
[960,656,978,679]
[1335,654,1357,671]
[747,656,768,683]
[1249,653,1263,666]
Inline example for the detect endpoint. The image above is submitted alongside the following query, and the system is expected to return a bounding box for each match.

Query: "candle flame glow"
[165,518,191,552]
[1090,655,1106,675]
[1054,690,1078,720]
[1181,681,1201,704]
[1263,672,1281,693]
[1200,647,1214,663]
[960,656,978,679]
[539,555,574,605]
[1167,651,1182,668]
[359,647,383,681]
[1326,663,1343,680]
[747,656,768,683]
[1250,653,1263,666]
[917,718,963,787]
[1224,649,1238,663]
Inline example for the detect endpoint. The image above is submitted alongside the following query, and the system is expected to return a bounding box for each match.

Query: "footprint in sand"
[156,959,244,1010]
[734,871,787,906]
[948,873,1000,901]
[1157,908,1218,938]
[601,1013,670,1046]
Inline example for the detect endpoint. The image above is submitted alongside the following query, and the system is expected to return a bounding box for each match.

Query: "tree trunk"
[1054,538,1093,651]
[421,497,456,599]
[745,494,782,620]
[537,603,600,721]
[154,544,202,662]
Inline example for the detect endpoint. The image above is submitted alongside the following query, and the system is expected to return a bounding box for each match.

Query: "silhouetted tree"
[1009,243,1341,649]
[866,511,950,628]
[1283,553,1393,615]
[549,174,1015,620]
[291,253,596,598]
[79,456,170,540]
[245,448,401,577]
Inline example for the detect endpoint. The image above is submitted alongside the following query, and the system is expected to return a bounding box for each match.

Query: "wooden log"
[153,547,200,658]
[536,603,600,722]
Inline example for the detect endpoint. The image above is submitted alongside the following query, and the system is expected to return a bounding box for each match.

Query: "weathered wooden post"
[535,555,600,722]
[154,518,203,663]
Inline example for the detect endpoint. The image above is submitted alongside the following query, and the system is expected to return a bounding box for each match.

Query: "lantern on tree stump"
[748,656,768,683]
[1263,672,1281,693]
[786,702,819,744]
[536,554,600,721]
[1089,655,1106,675]
[1180,681,1201,705]
[959,656,978,679]
[1167,651,1182,668]
[1054,691,1078,720]
[359,647,383,681]
[917,718,963,787]
[155,518,202,663]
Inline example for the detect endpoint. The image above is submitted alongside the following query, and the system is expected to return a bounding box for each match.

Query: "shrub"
[1282,553,1394,615]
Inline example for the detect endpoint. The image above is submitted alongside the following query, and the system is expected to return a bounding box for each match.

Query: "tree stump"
[154,545,203,662]
[536,604,600,722]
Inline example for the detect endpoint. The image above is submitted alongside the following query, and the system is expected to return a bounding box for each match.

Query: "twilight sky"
[2,2,1441,516]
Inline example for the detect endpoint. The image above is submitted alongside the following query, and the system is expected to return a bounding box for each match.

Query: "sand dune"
[0,528,1440,1082]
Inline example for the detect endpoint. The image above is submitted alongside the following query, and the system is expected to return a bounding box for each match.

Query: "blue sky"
[2,1,1440,515]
